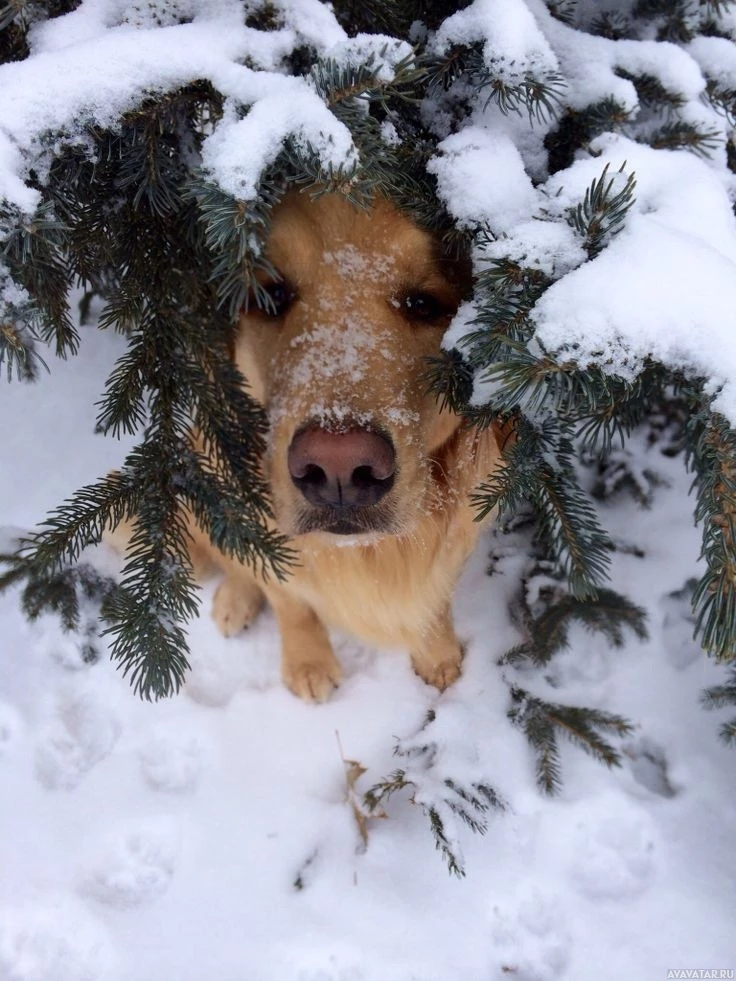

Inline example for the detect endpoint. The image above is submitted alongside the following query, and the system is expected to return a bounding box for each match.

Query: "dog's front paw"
[415,656,462,692]
[282,656,342,703]
[411,639,464,692]
[212,577,264,637]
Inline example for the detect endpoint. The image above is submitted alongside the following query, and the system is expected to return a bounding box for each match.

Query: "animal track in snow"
[138,729,205,793]
[488,888,571,981]
[79,818,180,908]
[625,735,677,798]
[0,896,115,981]
[660,581,700,670]
[0,700,23,757]
[34,692,121,790]
[32,613,97,672]
[567,797,658,900]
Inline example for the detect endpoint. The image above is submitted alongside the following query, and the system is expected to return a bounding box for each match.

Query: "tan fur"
[117,192,504,701]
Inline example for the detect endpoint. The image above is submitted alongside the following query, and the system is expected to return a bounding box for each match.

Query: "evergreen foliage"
[499,550,642,792]
[509,687,634,795]
[503,586,648,668]
[363,710,505,877]
[0,0,735,737]
[702,669,736,744]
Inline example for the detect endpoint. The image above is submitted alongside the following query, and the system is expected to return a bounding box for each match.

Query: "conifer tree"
[1,0,735,754]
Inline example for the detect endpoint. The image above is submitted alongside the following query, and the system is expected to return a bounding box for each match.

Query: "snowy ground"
[1,324,736,981]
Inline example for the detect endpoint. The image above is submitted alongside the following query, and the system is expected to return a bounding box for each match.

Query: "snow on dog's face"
[235,192,467,540]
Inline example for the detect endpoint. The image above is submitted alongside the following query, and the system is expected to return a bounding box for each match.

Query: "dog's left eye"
[259,280,294,317]
[402,292,446,323]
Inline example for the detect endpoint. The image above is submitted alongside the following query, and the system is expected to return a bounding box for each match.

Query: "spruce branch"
[705,78,736,127]
[472,417,613,598]
[423,347,474,415]
[185,177,284,319]
[721,720,736,744]
[18,470,137,575]
[646,121,722,156]
[566,163,637,260]
[332,0,456,37]
[364,768,504,878]
[101,435,200,700]
[1,202,77,357]
[0,317,46,380]
[0,83,293,699]
[591,11,633,40]
[632,0,730,42]
[425,40,565,124]
[544,0,577,26]
[177,445,294,580]
[424,45,468,98]
[364,710,504,877]
[614,69,686,111]
[687,408,736,661]
[482,68,566,124]
[504,588,648,667]
[0,550,118,664]
[545,98,632,173]
[311,49,427,112]
[701,669,736,745]
[509,686,634,795]
[701,674,736,710]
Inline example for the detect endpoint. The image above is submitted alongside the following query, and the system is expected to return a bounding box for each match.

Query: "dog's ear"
[436,240,473,302]
[491,415,517,454]
[225,322,237,363]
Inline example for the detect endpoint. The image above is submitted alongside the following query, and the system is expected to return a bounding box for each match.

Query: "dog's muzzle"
[288,424,396,534]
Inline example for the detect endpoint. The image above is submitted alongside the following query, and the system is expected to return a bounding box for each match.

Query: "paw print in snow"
[139,729,205,793]
[35,693,121,790]
[79,818,180,909]
[0,700,23,758]
[0,896,115,981]
[489,889,571,981]
[567,797,658,900]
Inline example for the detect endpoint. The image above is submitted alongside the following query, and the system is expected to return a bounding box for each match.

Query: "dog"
[116,191,505,701]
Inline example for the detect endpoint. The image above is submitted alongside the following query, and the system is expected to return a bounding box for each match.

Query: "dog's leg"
[266,589,342,702]
[212,574,265,637]
[410,608,463,691]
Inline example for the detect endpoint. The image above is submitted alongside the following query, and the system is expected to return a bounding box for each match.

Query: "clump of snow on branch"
[532,136,736,419]
[431,0,559,82]
[0,0,416,208]
[428,1,736,425]
[427,129,537,233]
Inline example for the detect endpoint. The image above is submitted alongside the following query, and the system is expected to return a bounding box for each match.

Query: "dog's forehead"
[266,193,436,282]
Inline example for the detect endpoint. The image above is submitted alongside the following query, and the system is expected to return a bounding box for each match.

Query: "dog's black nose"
[288,426,396,509]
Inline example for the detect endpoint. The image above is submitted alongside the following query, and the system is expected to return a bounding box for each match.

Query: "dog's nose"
[288,426,396,509]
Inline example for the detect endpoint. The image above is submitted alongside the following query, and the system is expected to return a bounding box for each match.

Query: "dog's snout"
[288,426,396,510]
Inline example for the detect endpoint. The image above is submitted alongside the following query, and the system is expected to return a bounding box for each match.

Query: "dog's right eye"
[258,280,294,317]
[402,291,447,323]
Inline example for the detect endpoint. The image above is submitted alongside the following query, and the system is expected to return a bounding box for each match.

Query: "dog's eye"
[402,292,446,323]
[259,280,294,317]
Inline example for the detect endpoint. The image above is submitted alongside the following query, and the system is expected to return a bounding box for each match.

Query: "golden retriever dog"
[116,192,505,701]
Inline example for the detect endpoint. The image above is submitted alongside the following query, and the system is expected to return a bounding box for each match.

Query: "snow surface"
[1,310,736,981]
